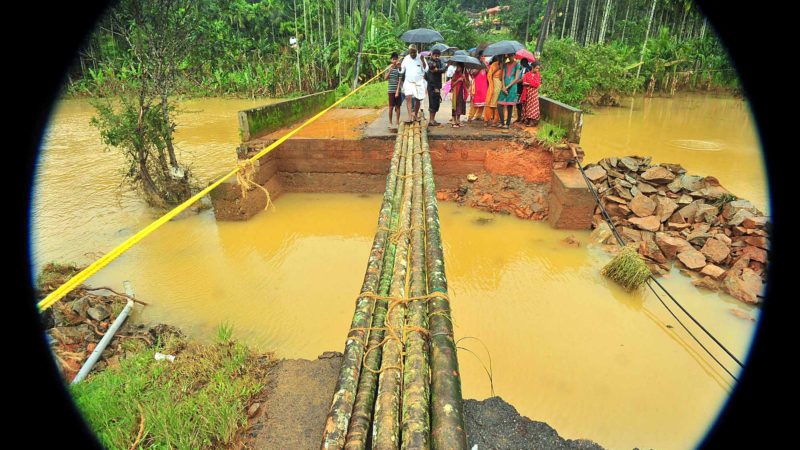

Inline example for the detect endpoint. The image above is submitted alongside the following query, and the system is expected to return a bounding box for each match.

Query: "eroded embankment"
[212,124,592,230]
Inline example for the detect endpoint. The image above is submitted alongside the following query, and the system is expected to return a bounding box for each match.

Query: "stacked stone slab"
[586,156,769,305]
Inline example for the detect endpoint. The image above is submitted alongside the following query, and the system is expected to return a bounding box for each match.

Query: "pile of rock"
[436,174,549,220]
[585,156,768,304]
[44,290,174,381]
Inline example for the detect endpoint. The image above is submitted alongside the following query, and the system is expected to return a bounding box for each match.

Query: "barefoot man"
[399,44,427,122]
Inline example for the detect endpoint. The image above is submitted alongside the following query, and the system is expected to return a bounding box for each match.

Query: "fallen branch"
[85,286,150,306]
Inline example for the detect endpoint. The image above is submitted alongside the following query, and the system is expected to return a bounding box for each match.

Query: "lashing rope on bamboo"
[324,123,467,450]
[346,269,455,376]
[376,225,422,245]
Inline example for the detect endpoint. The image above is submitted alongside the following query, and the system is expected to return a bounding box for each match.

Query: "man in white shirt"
[399,44,428,122]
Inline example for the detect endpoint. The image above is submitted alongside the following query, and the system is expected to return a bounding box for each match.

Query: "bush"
[339,81,389,109]
[539,38,638,108]
[535,121,568,148]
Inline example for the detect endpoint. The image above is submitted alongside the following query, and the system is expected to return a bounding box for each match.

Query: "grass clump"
[711,192,738,208]
[536,121,568,148]
[216,322,234,343]
[601,246,652,291]
[70,331,269,449]
[338,81,389,109]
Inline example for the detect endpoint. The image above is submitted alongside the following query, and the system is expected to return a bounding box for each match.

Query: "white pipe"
[71,281,135,384]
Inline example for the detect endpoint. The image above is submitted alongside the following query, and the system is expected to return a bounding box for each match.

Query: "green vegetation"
[216,322,234,343]
[68,1,738,106]
[539,39,639,106]
[71,333,269,450]
[92,97,192,207]
[535,121,568,147]
[88,0,196,207]
[712,192,738,208]
[601,246,652,291]
[339,81,389,108]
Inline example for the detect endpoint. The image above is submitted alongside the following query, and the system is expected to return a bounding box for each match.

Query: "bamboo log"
[402,125,431,449]
[373,124,416,449]
[345,124,410,449]
[322,123,407,450]
[420,127,468,449]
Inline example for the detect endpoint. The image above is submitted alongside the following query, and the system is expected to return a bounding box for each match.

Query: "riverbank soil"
[242,352,343,449]
[464,397,605,450]
[38,263,164,380]
[242,353,604,449]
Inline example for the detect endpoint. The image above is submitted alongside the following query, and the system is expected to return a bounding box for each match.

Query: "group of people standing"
[385,44,542,130]
[476,51,541,128]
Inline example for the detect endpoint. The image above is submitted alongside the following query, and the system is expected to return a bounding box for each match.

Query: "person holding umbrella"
[399,44,428,122]
[467,49,488,122]
[513,49,536,124]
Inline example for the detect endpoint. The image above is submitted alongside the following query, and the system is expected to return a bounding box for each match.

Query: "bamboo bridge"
[37,80,590,450]
[37,80,749,450]
[321,123,466,449]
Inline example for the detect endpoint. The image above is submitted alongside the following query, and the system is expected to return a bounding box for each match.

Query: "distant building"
[470,5,511,30]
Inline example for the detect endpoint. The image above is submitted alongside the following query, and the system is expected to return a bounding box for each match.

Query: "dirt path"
[245,352,343,449]
[243,353,604,450]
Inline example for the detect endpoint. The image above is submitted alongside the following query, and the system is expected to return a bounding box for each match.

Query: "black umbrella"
[442,47,458,56]
[400,28,444,44]
[430,43,450,53]
[448,54,484,71]
[453,49,469,56]
[483,40,526,57]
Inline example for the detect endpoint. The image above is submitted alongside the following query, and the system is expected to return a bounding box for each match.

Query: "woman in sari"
[522,60,542,125]
[483,56,502,126]
[450,63,470,128]
[496,54,521,129]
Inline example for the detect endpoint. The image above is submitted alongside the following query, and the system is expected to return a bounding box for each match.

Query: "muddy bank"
[243,353,605,450]
[465,397,605,450]
[437,173,551,221]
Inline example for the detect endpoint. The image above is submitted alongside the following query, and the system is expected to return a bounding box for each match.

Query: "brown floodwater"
[581,94,769,213]
[32,97,278,268]
[33,95,765,450]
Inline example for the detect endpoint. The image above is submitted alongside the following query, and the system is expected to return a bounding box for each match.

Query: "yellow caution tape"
[38,69,388,312]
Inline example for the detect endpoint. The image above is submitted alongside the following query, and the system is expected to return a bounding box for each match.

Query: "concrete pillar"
[548,167,595,229]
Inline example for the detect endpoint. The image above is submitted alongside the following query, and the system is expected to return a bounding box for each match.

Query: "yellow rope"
[37,68,389,312]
